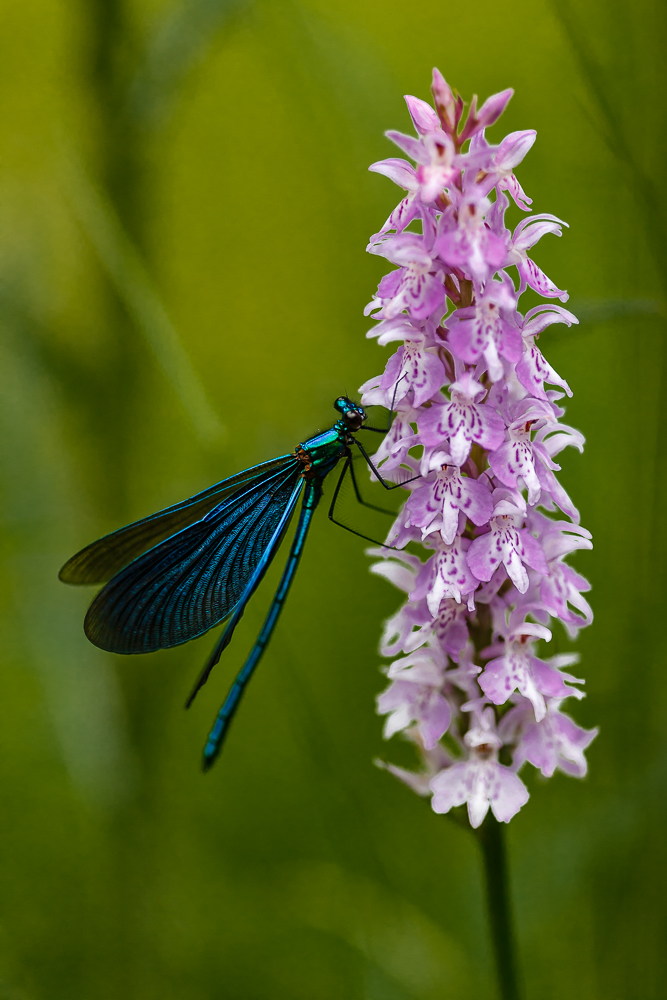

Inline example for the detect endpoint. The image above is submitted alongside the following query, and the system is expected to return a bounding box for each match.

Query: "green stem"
[476,815,523,1000]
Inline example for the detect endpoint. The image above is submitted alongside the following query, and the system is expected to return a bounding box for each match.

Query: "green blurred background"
[0,0,664,997]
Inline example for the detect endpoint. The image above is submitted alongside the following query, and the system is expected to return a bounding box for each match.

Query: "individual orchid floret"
[361,69,594,828]
[360,339,446,410]
[507,215,570,301]
[530,514,593,635]
[418,373,505,467]
[377,648,452,748]
[368,157,424,234]
[368,233,445,320]
[382,126,458,208]
[500,697,598,777]
[541,560,593,636]
[487,397,582,508]
[446,278,522,381]
[489,418,547,506]
[466,503,548,594]
[435,192,508,283]
[515,305,578,399]
[405,463,493,544]
[478,624,585,721]
[384,112,460,205]
[471,129,536,210]
[417,132,457,205]
[430,706,529,827]
[378,591,471,660]
[410,534,479,612]
[516,345,572,400]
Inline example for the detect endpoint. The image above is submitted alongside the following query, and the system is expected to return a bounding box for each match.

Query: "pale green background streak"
[0,0,663,997]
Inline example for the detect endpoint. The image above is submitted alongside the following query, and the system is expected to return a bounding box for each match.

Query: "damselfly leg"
[327,447,419,548]
[347,453,396,516]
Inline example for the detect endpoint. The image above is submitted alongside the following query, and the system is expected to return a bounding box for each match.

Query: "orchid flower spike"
[362,70,596,829]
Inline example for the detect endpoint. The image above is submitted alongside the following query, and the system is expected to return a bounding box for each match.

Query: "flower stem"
[476,815,523,1000]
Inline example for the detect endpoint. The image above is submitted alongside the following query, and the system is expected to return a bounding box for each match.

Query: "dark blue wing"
[59,455,293,585]
[83,460,304,653]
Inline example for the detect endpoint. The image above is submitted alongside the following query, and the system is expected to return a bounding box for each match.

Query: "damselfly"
[60,397,415,770]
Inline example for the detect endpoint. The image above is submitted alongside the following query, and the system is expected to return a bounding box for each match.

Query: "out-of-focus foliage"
[0,0,664,996]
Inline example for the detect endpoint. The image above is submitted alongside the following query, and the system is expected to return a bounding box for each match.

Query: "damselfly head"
[334,396,366,431]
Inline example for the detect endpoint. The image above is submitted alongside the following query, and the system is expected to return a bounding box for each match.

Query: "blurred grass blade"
[0,328,134,805]
[126,0,248,129]
[552,0,628,159]
[552,0,667,298]
[60,143,225,445]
